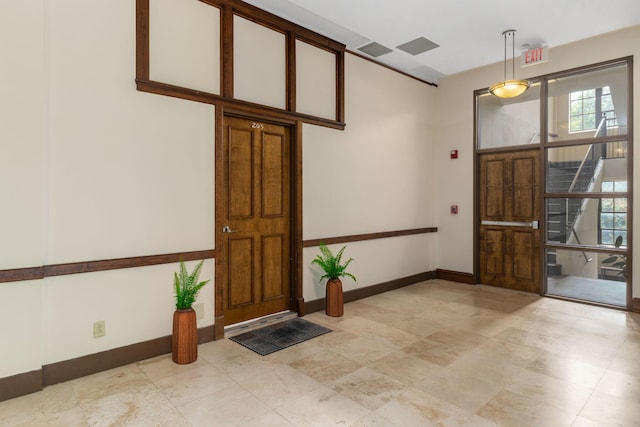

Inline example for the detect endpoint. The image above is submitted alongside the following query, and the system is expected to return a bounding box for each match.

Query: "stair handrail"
[567,224,593,263]
[566,116,606,193]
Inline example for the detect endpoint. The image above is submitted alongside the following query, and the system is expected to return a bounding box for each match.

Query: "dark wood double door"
[479,150,541,293]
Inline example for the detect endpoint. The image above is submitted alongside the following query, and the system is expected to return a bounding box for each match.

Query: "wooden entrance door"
[479,150,541,293]
[220,116,292,326]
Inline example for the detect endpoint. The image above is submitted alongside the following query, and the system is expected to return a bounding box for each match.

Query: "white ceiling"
[243,0,640,84]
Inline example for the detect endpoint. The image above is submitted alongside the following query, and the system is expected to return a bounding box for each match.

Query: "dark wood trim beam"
[303,227,437,248]
[220,3,234,98]
[136,79,346,130]
[436,269,475,284]
[200,0,344,52]
[0,370,42,402]
[286,32,296,112]
[304,271,436,314]
[136,0,150,80]
[293,121,304,316]
[214,106,225,340]
[0,250,214,284]
[336,50,345,123]
[44,250,215,277]
[0,267,44,284]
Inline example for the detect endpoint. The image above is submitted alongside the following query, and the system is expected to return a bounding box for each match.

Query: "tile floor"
[2,279,640,426]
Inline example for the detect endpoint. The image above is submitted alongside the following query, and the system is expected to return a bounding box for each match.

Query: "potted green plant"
[172,259,210,364]
[312,243,356,317]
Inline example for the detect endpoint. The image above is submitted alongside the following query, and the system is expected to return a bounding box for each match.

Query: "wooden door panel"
[512,157,536,219]
[479,150,540,293]
[262,133,285,217]
[482,159,506,219]
[482,228,505,276]
[229,128,254,219]
[512,230,534,279]
[228,237,254,307]
[262,234,286,300]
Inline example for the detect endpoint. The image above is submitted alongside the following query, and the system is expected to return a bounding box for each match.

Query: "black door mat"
[228,317,331,356]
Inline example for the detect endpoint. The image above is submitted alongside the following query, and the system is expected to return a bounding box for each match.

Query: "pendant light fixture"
[490,29,530,98]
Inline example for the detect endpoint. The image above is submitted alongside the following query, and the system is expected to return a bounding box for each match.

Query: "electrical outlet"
[93,320,106,338]
[193,303,204,320]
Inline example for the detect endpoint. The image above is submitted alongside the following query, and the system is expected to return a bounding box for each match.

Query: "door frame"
[214,106,304,339]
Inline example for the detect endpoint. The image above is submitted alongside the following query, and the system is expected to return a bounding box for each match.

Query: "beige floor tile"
[177,384,272,427]
[331,335,399,363]
[350,412,401,427]
[0,382,80,427]
[331,367,406,411]
[527,351,606,388]
[79,383,190,427]
[137,354,211,382]
[477,388,577,427]
[69,365,153,402]
[275,385,371,427]
[415,368,503,414]
[15,406,88,427]
[190,338,248,365]
[375,387,480,427]
[578,390,640,427]
[214,350,280,383]
[505,369,593,414]
[289,348,363,384]
[237,363,324,408]
[595,369,640,400]
[153,362,236,406]
[370,350,442,386]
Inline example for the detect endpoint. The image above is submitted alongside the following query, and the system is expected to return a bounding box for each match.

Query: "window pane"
[477,85,541,149]
[583,113,596,129]
[601,198,613,211]
[547,248,626,306]
[614,198,627,212]
[601,213,613,228]
[614,181,628,192]
[548,63,628,142]
[546,142,628,193]
[601,182,614,192]
[601,230,614,245]
[614,213,626,228]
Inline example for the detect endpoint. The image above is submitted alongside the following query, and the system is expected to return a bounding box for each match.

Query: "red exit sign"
[521,46,548,67]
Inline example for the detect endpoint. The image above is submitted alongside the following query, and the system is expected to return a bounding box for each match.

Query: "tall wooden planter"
[172,308,197,364]
[325,278,344,317]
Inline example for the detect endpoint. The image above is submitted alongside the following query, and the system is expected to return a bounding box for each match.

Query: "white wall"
[435,25,640,298]
[302,54,437,298]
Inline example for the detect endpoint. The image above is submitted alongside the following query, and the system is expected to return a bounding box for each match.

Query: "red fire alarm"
[450,149,458,159]
[450,205,458,214]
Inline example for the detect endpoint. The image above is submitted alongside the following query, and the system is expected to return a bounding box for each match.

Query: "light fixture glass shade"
[489,79,530,98]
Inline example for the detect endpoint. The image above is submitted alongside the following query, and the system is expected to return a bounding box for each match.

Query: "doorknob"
[222,226,238,233]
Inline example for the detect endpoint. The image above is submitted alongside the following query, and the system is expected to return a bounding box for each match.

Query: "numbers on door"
[251,122,264,129]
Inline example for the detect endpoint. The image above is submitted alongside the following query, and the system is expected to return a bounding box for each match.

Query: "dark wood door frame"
[214,107,304,339]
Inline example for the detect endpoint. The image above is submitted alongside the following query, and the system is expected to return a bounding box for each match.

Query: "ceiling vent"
[396,37,439,56]
[357,42,393,58]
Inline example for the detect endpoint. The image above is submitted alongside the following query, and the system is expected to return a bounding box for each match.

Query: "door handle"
[481,220,539,229]
[222,226,238,233]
